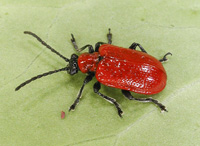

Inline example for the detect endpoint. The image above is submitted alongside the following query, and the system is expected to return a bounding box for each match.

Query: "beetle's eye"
[71,54,78,59]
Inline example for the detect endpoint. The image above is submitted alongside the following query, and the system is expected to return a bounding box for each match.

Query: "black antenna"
[24,31,69,62]
[15,67,69,91]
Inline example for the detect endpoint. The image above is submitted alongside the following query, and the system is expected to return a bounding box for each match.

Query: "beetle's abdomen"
[96,44,167,95]
[78,52,100,73]
[96,58,166,94]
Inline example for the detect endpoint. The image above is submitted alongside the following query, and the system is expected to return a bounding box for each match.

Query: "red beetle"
[16,29,172,117]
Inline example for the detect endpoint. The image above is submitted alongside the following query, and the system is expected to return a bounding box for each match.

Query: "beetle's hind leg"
[122,90,167,112]
[70,34,94,53]
[107,28,112,44]
[159,52,172,63]
[93,82,123,117]
[129,43,147,53]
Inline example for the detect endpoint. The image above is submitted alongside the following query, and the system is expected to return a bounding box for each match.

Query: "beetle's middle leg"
[69,73,95,111]
[71,34,94,53]
[121,90,167,112]
[129,43,147,53]
[93,81,123,117]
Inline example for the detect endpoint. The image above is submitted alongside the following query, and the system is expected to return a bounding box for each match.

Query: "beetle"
[15,29,172,117]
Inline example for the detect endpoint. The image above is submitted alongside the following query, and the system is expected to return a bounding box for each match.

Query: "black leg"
[107,28,112,44]
[69,73,95,111]
[95,42,106,52]
[159,52,172,63]
[129,43,147,53]
[71,34,94,53]
[70,34,78,50]
[121,90,167,112]
[93,82,123,117]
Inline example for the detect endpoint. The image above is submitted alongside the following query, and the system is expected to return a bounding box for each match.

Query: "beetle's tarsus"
[71,34,75,42]
[118,108,123,118]
[161,106,168,112]
[160,106,167,112]
[70,33,79,51]
[107,28,112,44]
[159,52,172,63]
[69,104,76,111]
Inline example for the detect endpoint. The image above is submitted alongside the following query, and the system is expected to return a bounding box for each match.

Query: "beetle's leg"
[78,45,94,53]
[159,52,172,63]
[121,90,167,112]
[129,43,147,53]
[93,82,123,117]
[69,73,95,111]
[70,34,78,50]
[71,34,94,53]
[107,28,112,44]
[95,42,106,52]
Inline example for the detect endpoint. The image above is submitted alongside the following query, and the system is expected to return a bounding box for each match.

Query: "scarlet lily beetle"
[15,29,172,117]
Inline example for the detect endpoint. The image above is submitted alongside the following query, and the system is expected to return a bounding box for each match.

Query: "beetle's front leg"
[71,34,94,53]
[93,82,123,117]
[129,43,147,53]
[121,90,167,112]
[69,73,95,111]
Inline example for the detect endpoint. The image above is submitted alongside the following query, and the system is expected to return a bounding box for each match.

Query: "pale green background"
[1,0,200,146]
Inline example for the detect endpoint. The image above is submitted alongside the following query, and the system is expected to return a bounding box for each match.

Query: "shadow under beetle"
[15,29,172,117]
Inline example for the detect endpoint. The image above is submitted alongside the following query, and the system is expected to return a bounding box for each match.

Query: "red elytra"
[78,44,167,95]
[16,29,171,117]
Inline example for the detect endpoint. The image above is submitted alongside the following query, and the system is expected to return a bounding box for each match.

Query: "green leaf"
[1,0,200,145]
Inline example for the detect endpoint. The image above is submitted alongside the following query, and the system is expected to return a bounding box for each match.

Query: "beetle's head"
[67,54,79,75]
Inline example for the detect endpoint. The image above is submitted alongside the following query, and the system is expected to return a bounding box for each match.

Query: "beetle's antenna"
[15,67,69,91]
[24,31,69,62]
